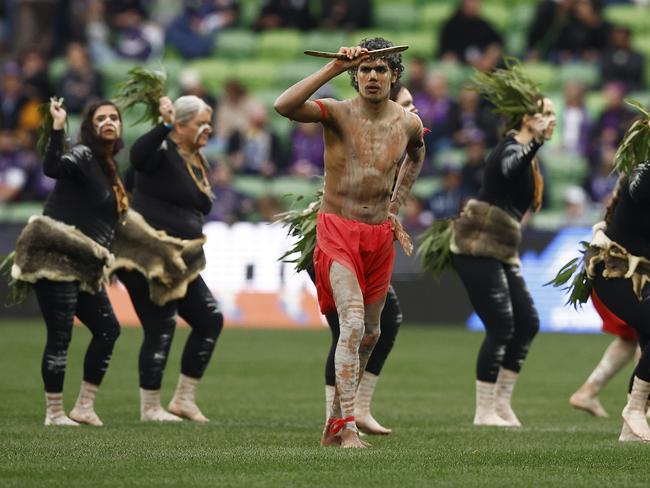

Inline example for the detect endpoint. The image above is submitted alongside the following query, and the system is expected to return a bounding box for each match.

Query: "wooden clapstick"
[304,45,409,59]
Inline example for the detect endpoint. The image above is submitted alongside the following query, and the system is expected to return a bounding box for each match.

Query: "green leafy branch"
[114,67,167,126]
[544,241,591,308]
[36,97,68,157]
[0,251,31,307]
[276,189,322,273]
[613,98,650,176]
[471,57,543,130]
[416,219,453,280]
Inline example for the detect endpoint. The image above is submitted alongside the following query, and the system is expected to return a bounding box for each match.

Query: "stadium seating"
[26,0,647,230]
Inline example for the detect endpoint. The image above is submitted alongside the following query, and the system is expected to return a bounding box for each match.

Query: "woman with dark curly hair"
[10,99,127,426]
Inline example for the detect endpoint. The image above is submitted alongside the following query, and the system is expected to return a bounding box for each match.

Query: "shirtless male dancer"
[274,38,425,448]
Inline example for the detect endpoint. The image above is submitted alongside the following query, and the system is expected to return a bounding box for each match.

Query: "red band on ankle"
[327,416,355,434]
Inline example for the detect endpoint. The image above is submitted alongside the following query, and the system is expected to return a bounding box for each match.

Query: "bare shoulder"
[405,110,423,131]
[314,97,347,126]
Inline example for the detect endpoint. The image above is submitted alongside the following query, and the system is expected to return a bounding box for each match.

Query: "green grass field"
[1,321,649,487]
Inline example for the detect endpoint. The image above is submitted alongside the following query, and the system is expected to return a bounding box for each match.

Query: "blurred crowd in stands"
[0,0,649,229]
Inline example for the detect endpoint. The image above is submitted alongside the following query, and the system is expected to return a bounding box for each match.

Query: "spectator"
[19,46,53,102]
[405,57,427,96]
[402,195,432,236]
[0,62,40,134]
[526,0,573,61]
[319,0,372,31]
[179,69,217,112]
[256,194,283,222]
[289,122,324,177]
[561,185,595,227]
[413,72,457,161]
[254,0,315,31]
[208,162,253,224]
[227,104,283,177]
[58,42,104,114]
[103,0,164,61]
[428,165,465,219]
[554,0,611,63]
[0,128,34,201]
[588,81,635,169]
[560,80,592,157]
[438,0,503,69]
[600,25,645,91]
[214,80,264,143]
[586,145,618,204]
[12,0,59,55]
[460,136,487,198]
[166,0,239,59]
[0,1,9,56]
[451,85,499,148]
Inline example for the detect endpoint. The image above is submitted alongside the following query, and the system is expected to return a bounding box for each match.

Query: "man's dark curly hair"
[348,37,404,92]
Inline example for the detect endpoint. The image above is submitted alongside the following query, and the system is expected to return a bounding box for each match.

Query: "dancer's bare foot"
[168,400,209,423]
[619,421,645,442]
[320,426,342,447]
[69,407,103,426]
[570,387,608,417]
[44,413,79,426]
[356,414,392,435]
[622,406,650,441]
[340,427,368,448]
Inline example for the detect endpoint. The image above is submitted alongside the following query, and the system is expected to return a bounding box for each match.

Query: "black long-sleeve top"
[129,124,213,239]
[42,130,118,249]
[606,161,650,260]
[476,135,542,222]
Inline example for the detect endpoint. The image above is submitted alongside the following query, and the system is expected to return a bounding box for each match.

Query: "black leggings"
[34,279,121,393]
[452,254,540,382]
[591,267,650,388]
[117,270,224,390]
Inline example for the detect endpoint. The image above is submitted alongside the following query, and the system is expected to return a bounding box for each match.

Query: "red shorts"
[313,213,395,315]
[591,290,638,341]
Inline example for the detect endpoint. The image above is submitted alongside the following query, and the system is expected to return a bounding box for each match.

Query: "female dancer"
[581,161,650,441]
[11,99,127,426]
[422,61,556,426]
[570,231,639,419]
[117,95,224,422]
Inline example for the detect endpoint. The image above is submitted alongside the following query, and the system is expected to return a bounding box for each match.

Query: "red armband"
[314,99,328,121]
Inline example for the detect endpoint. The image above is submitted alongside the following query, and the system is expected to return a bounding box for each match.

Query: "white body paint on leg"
[622,376,650,440]
[168,374,209,422]
[474,380,510,426]
[570,337,637,418]
[330,261,366,430]
[325,384,335,421]
[44,392,79,426]
[495,368,522,427]
[140,388,182,422]
[69,381,103,426]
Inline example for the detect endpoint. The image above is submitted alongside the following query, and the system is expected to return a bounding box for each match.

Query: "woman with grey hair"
[116,95,224,423]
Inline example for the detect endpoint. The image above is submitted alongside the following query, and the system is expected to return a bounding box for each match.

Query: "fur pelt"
[109,209,207,306]
[11,215,113,293]
[585,227,650,301]
[450,199,521,266]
